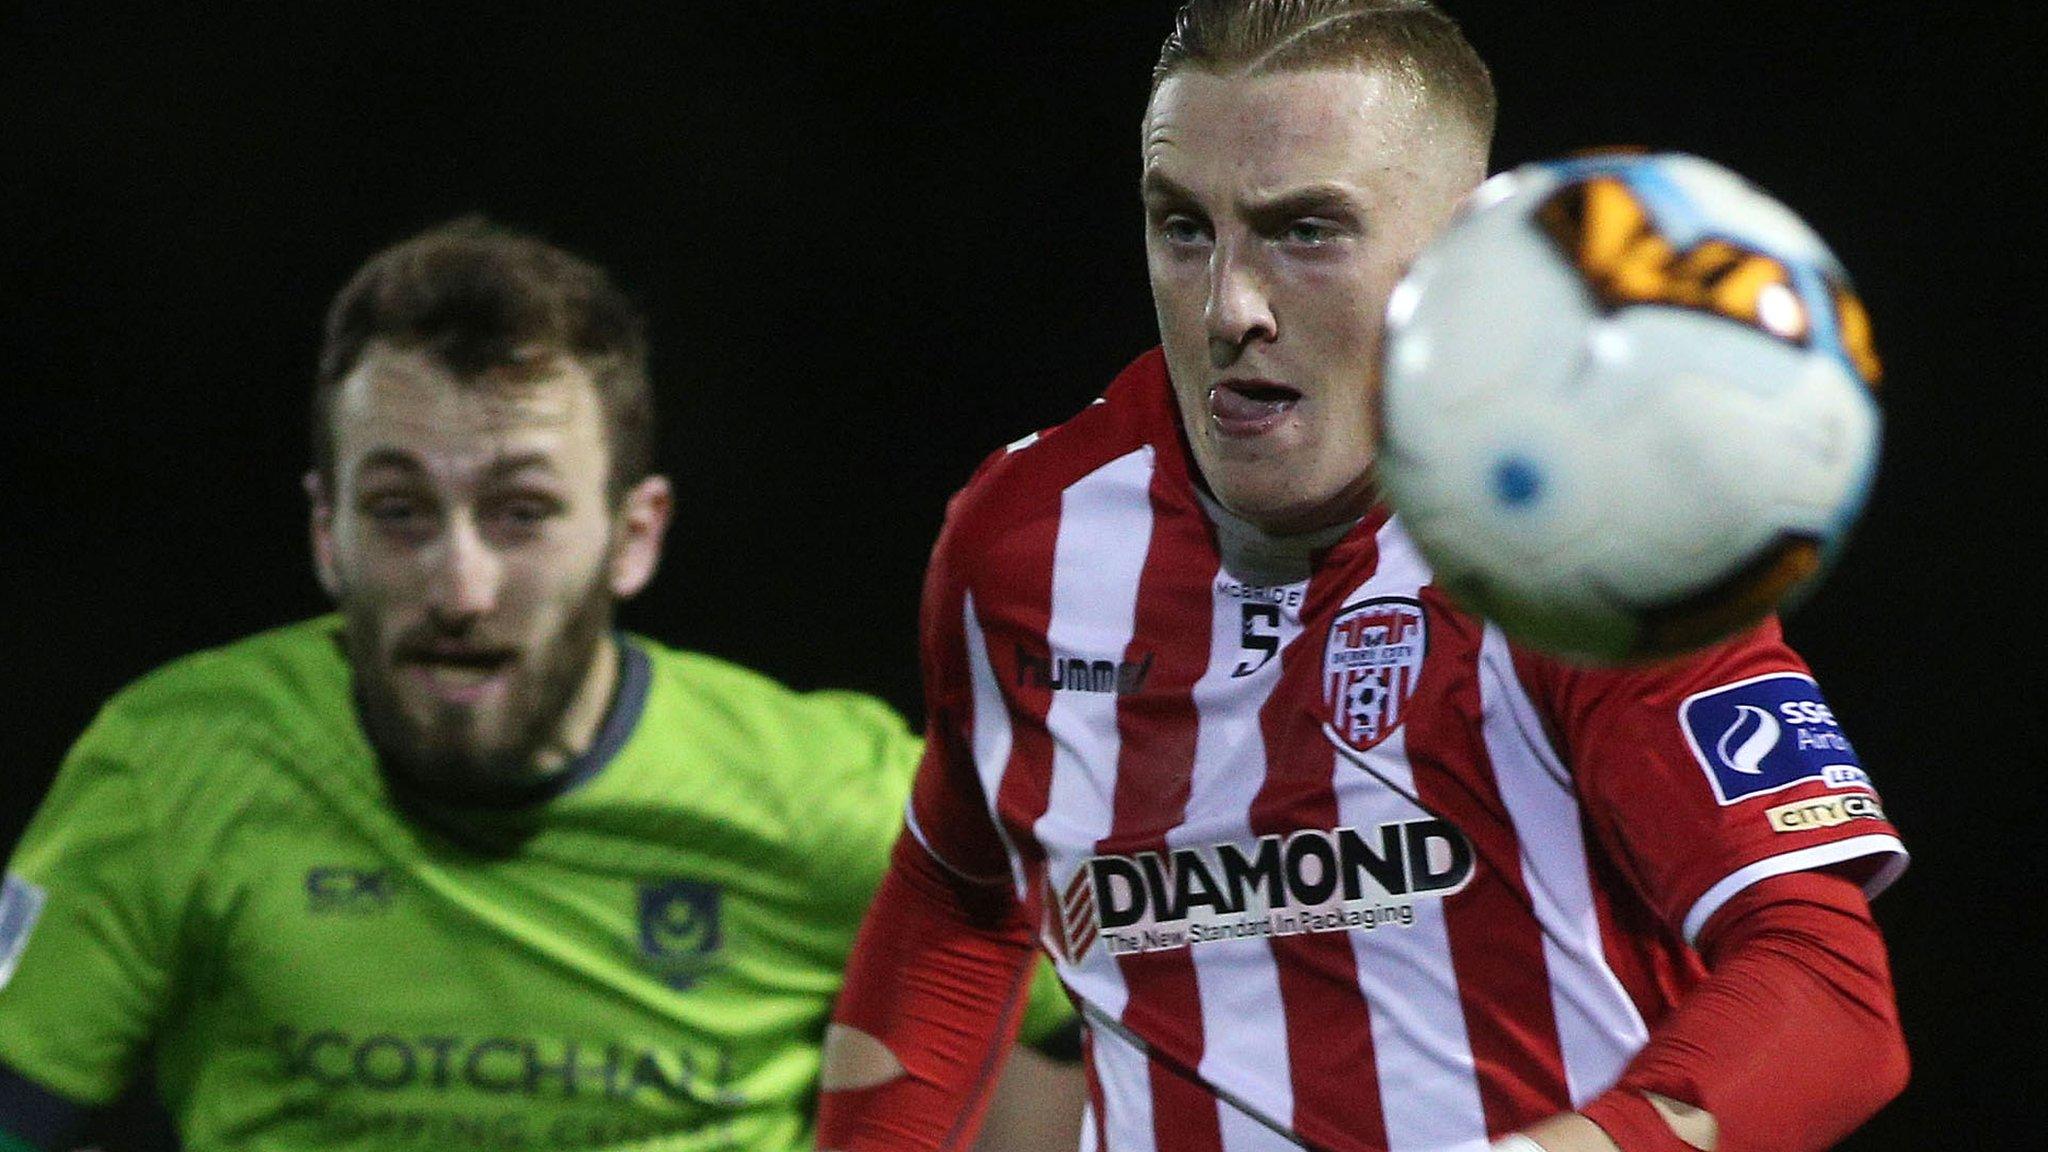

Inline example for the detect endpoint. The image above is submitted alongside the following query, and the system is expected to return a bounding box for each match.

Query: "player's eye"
[361,495,434,536]
[1282,219,1339,246]
[1157,214,1210,247]
[483,496,563,539]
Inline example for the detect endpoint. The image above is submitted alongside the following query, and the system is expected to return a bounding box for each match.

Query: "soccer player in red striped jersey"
[818,3,1909,1152]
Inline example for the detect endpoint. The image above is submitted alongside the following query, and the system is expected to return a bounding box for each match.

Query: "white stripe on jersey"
[963,589,1029,896]
[1217,1103,1310,1152]
[1030,446,1160,1152]
[1181,560,1308,1150]
[1477,624,1649,1104]
[1095,1030,1163,1152]
[1342,725,1491,1152]
[1335,522,1491,1152]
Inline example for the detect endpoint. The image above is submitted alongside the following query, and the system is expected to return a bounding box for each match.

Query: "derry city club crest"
[1322,596,1428,752]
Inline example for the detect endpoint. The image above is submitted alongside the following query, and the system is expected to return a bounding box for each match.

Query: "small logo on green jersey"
[307,866,397,915]
[636,879,721,990]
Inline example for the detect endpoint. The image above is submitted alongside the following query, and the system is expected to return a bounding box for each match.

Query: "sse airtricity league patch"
[1679,672,1870,805]
[0,872,48,990]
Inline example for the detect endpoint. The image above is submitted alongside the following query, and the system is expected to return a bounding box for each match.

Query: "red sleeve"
[902,469,1022,884]
[1517,619,1907,942]
[818,481,1042,1151]
[818,834,1040,1152]
[1580,870,1909,1152]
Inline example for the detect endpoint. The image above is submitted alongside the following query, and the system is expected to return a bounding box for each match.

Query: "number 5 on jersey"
[1234,603,1281,677]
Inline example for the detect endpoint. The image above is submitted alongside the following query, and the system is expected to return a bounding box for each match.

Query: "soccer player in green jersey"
[0,220,1081,1152]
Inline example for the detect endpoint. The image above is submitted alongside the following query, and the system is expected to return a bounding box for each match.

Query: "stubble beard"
[344,576,616,803]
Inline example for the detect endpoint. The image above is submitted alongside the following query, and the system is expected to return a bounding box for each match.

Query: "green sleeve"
[0,711,183,1105]
[791,689,1076,1056]
[796,690,931,913]
[813,693,1078,1056]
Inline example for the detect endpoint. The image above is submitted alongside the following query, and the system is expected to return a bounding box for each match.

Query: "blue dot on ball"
[1491,456,1543,507]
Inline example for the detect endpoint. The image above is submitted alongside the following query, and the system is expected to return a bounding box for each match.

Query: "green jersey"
[0,617,1070,1151]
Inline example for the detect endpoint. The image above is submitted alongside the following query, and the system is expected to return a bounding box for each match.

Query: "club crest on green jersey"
[637,879,722,990]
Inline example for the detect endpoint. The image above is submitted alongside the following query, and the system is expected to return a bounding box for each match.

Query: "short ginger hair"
[1153,0,1496,150]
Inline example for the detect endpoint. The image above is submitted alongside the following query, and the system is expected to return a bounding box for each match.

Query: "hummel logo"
[1015,644,1153,696]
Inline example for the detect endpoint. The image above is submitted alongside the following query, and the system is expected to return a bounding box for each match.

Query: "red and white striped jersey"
[906,350,1907,1152]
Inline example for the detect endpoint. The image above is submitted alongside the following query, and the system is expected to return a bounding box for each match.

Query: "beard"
[343,573,616,806]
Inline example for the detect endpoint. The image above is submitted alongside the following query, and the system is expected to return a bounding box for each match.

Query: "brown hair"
[313,217,654,497]
[1153,0,1496,147]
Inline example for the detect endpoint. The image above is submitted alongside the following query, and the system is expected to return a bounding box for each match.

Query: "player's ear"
[305,470,342,600]
[609,474,673,599]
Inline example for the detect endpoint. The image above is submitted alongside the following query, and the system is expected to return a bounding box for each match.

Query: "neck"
[1197,488,1360,586]
[1245,468,1379,537]
[534,632,620,774]
[1188,451,1377,538]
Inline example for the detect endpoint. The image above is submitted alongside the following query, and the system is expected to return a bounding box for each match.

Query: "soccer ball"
[1377,151,1882,664]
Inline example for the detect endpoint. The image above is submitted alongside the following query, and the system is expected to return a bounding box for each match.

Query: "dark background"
[4,4,2040,1149]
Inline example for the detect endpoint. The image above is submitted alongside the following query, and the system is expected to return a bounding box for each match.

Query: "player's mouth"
[1208,380,1302,439]
[401,646,518,706]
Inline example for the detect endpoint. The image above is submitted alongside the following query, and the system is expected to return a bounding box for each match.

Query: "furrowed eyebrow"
[1140,171,1200,207]
[354,449,428,478]
[1245,184,1363,227]
[350,450,563,484]
[1140,172,1365,229]
[481,452,562,482]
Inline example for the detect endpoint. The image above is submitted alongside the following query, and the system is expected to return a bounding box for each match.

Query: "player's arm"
[1500,624,1908,1152]
[0,713,186,1149]
[974,1037,1086,1152]
[1503,871,1905,1152]
[818,490,1060,1151]
[806,711,1082,1152]
[819,829,1044,1152]
[977,945,1085,1152]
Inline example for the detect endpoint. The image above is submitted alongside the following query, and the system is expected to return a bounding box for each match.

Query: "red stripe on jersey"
[1502,645,1712,1034]
[1584,828,1704,1030]
[1084,1027,1111,1152]
[1500,642,1699,1034]
[918,351,1165,890]
[1107,466,1225,1152]
[1403,589,1571,1129]
[1248,520,1390,1152]
[983,501,1064,908]
[909,504,1012,881]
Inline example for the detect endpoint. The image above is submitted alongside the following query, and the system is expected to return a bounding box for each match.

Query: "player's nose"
[425,516,503,622]
[1206,243,1276,365]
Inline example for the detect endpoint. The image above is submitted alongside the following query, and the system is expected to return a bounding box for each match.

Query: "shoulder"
[1511,615,1810,717]
[939,348,1179,565]
[633,638,920,792]
[74,616,356,788]
[104,616,350,715]
[19,618,359,888]
[628,639,924,884]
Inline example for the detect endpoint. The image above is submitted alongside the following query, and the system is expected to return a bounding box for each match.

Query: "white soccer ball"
[1378,151,1883,664]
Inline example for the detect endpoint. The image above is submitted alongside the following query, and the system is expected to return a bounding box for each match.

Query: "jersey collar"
[377,634,653,821]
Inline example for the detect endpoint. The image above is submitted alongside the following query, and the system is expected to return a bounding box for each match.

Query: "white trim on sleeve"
[1682,834,1909,943]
